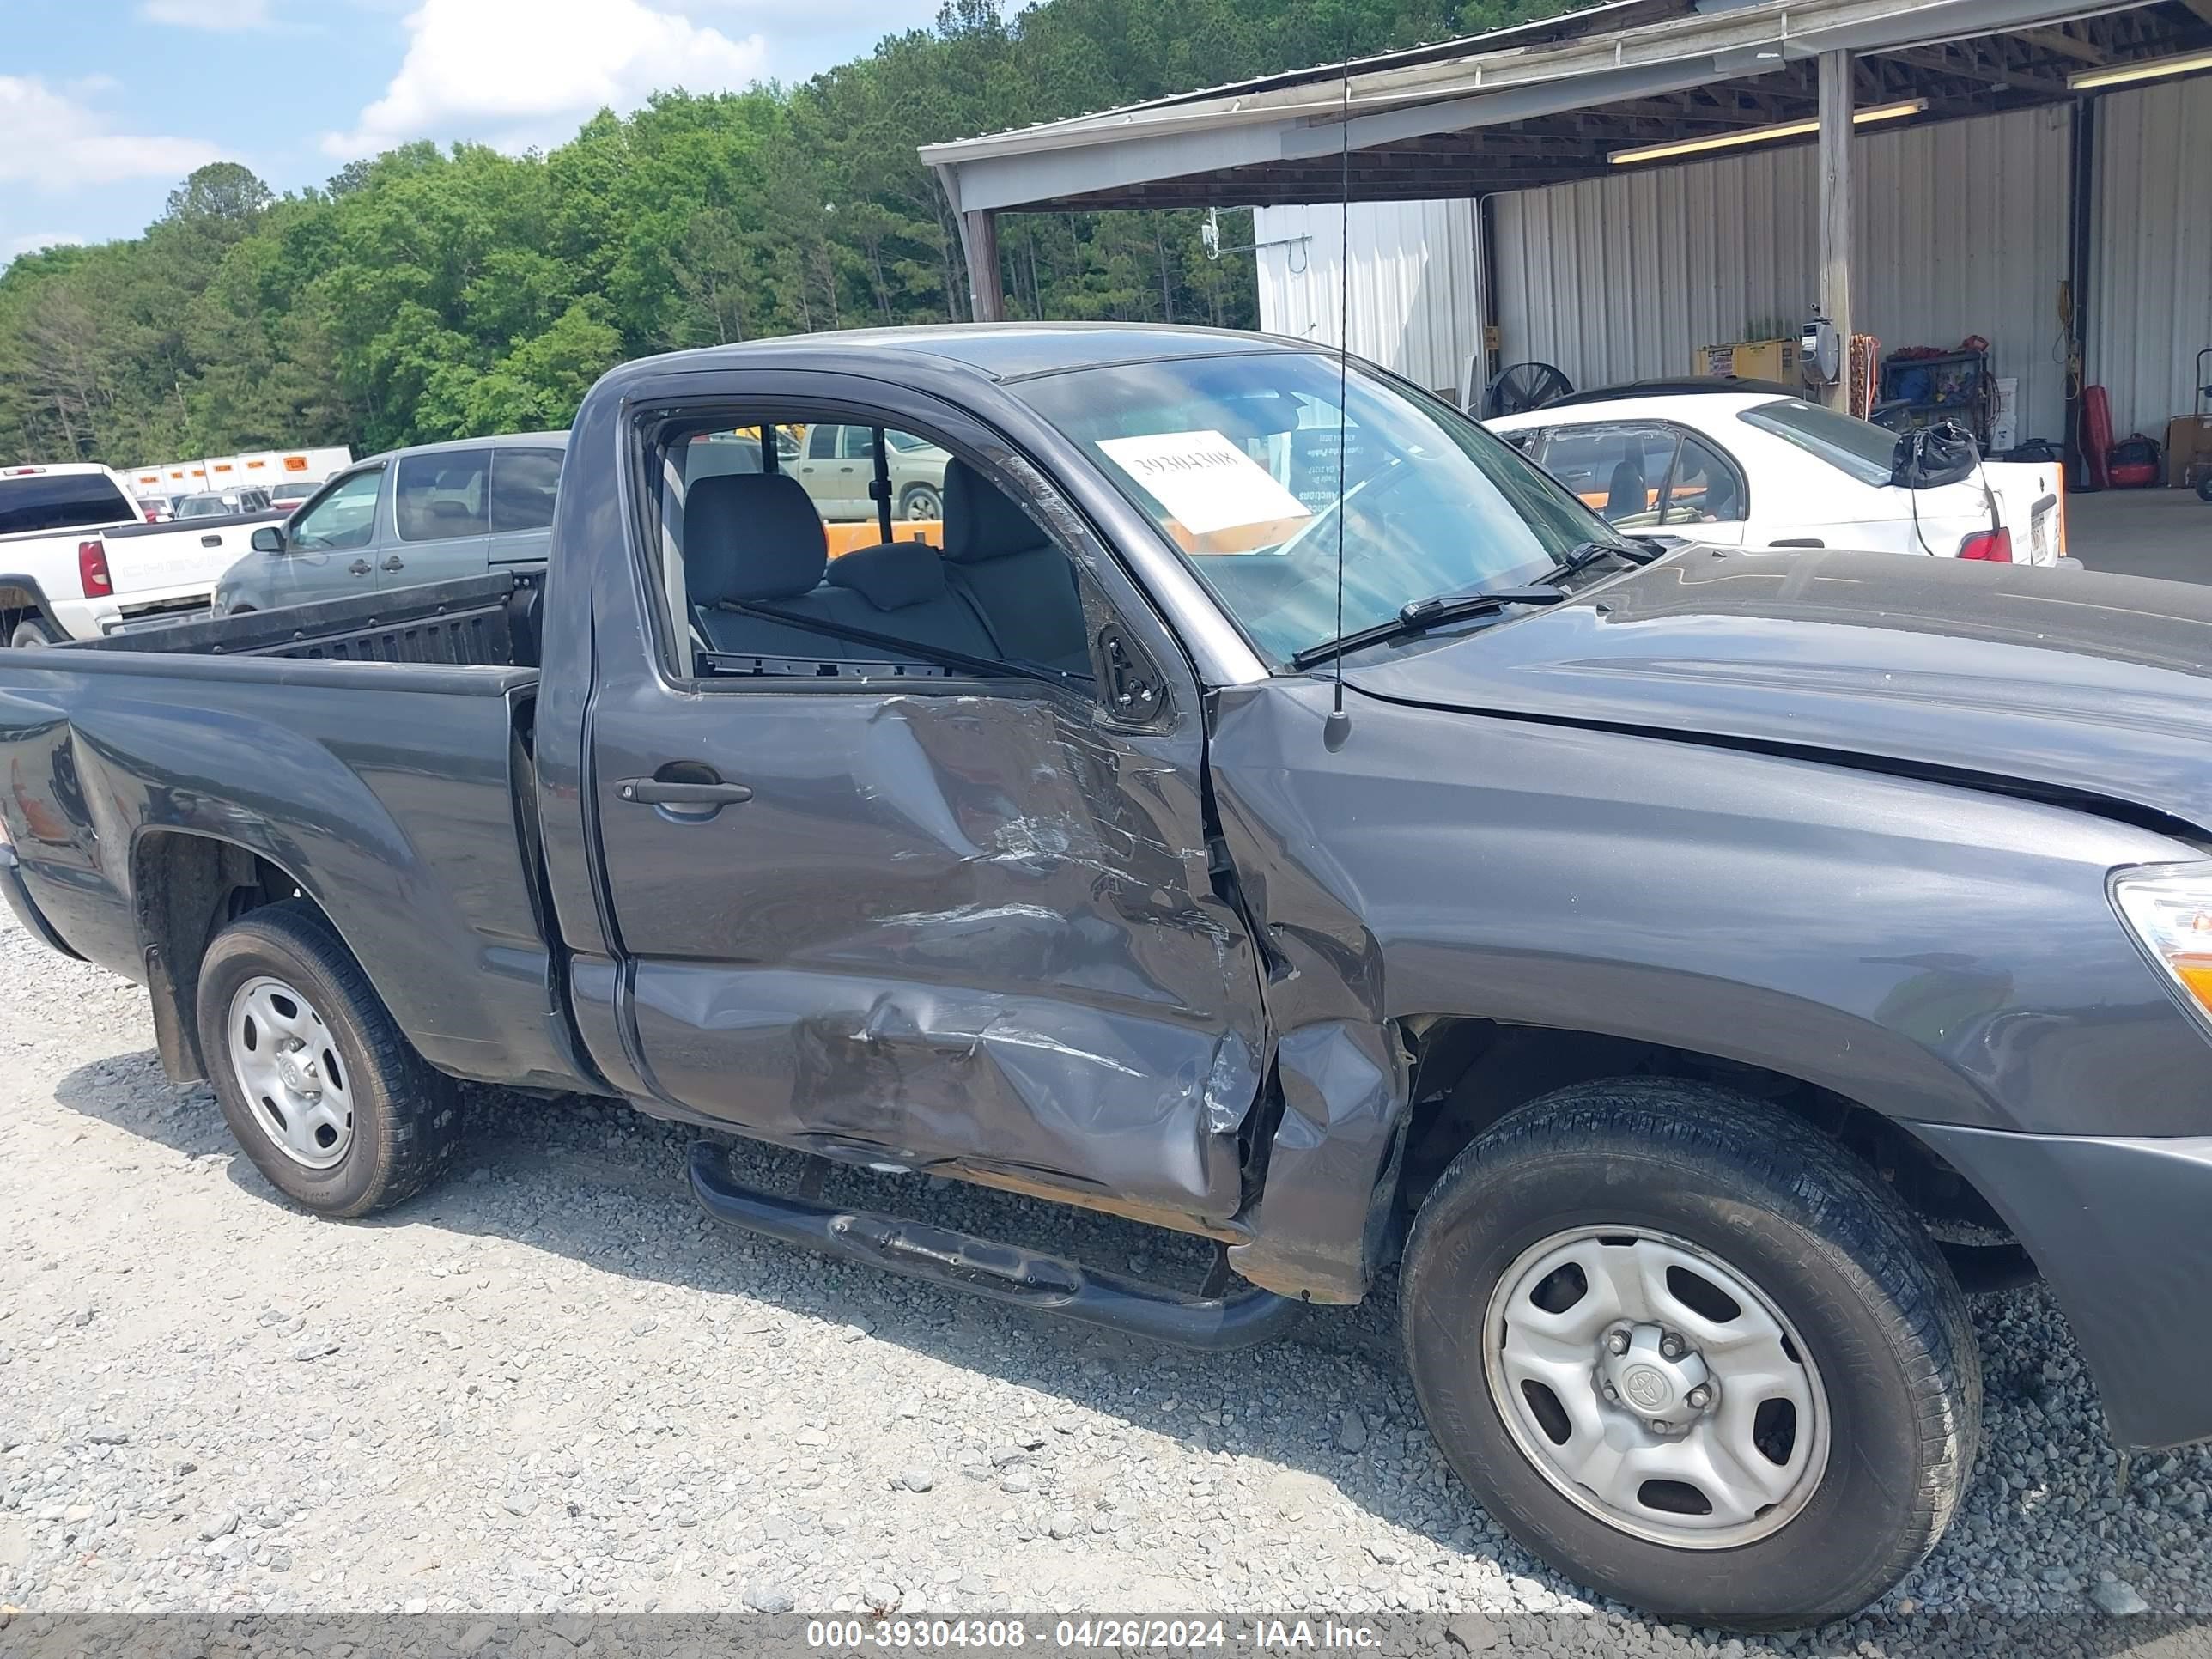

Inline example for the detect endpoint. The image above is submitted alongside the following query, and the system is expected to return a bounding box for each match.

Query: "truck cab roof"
[607,323,1315,388]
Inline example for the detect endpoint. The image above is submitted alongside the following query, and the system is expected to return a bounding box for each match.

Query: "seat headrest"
[944,459,1043,565]
[825,541,948,611]
[685,473,827,605]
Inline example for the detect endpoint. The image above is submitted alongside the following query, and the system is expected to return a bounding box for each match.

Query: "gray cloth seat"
[684,473,1000,670]
[684,472,855,661]
[941,459,1091,677]
[1604,458,1646,521]
[822,540,999,660]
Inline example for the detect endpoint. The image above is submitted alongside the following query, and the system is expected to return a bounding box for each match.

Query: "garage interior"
[922,0,2212,569]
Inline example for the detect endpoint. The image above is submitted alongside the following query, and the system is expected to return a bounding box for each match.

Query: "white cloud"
[0,77,226,190]
[7,231,87,259]
[322,0,769,160]
[140,0,274,27]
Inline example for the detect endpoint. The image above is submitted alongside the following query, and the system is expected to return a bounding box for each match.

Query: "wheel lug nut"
[1686,1385,1711,1409]
[1660,1335,1685,1360]
[1607,1330,1630,1355]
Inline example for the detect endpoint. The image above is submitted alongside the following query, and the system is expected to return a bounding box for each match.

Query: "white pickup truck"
[0,462,276,647]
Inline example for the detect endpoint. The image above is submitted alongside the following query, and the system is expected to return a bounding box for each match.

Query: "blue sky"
[3,0,947,264]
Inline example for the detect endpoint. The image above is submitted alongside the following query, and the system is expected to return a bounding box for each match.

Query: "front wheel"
[196,901,462,1217]
[900,483,942,521]
[1401,1079,1979,1630]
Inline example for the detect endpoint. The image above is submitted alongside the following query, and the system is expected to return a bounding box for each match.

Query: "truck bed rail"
[59,571,540,666]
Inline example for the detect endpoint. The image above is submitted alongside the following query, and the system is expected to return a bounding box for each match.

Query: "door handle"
[349,559,372,576]
[381,556,405,572]
[200,533,223,547]
[616,778,754,806]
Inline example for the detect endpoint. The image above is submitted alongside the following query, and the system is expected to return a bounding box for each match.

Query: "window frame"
[629,397,1119,708]
[1536,416,1751,528]
[392,447,493,544]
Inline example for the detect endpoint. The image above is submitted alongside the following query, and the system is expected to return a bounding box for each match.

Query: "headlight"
[2112,866,2212,1024]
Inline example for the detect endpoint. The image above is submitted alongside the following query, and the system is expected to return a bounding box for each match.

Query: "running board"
[688,1143,1301,1350]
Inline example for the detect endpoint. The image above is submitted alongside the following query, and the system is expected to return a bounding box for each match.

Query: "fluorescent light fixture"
[2069,47,2212,90]
[1608,98,1929,166]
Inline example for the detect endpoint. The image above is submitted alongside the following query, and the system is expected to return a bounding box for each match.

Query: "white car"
[1487,386,2064,565]
[0,462,273,647]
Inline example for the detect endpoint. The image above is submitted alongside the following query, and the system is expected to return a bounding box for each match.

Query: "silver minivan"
[213,432,565,616]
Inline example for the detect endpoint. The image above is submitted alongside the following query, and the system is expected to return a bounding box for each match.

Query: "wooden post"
[963,210,1005,324]
[1817,50,1854,412]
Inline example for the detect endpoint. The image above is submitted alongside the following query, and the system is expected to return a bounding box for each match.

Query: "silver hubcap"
[227,975,354,1170]
[1485,1225,1828,1547]
[905,489,940,520]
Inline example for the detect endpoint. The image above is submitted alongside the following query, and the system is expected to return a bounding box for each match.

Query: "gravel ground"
[1,909,2208,1651]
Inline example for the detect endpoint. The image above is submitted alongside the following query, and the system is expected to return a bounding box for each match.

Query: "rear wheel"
[901,482,942,521]
[1401,1079,1978,1630]
[8,617,57,648]
[196,901,461,1217]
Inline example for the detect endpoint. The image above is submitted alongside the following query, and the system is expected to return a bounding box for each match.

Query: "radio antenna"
[1322,40,1353,750]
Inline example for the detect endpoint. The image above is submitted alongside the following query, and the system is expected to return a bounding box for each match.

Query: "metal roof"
[923,0,2199,212]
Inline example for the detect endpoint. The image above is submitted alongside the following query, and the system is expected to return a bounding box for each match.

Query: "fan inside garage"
[1482,362,1575,418]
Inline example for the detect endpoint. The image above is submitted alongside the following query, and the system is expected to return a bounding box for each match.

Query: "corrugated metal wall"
[1492,105,2075,441]
[2091,77,2212,439]
[1252,198,1484,402]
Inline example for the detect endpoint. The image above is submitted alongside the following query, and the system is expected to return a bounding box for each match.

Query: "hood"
[1341,546,2212,835]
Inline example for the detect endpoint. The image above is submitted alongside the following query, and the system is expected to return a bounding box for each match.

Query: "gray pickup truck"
[4,325,2211,1631]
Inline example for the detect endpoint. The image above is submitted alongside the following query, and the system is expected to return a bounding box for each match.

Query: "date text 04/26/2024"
[804,1619,1383,1650]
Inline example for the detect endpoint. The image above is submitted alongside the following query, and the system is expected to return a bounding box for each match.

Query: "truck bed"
[62,570,544,665]
[0,569,584,1095]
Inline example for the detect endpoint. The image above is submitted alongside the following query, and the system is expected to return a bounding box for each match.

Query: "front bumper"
[1911,1121,2212,1449]
[0,842,81,959]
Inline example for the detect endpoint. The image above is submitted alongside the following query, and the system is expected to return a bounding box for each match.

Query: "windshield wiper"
[1290,583,1567,670]
[1540,537,1667,584]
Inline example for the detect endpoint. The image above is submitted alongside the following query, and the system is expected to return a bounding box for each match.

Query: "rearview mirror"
[249,526,285,554]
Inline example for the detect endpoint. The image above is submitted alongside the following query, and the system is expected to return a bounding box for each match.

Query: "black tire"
[195,901,461,1217]
[900,483,942,521]
[8,616,58,648]
[1401,1079,1979,1631]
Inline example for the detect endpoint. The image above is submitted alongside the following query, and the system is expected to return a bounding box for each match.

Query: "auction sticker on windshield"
[1097,429,1311,551]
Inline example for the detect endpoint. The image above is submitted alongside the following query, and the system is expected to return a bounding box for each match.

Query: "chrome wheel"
[227,975,355,1170]
[1485,1224,1828,1548]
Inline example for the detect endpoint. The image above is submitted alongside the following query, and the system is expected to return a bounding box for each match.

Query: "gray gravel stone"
[2090,1579,2152,1617]
[1,908,2207,1648]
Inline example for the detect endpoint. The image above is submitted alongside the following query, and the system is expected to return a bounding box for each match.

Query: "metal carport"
[922,0,2212,448]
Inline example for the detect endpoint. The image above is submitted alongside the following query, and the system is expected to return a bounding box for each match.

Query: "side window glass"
[806,425,840,461]
[289,470,381,550]
[395,451,490,542]
[1537,425,1650,525]
[1662,435,1747,525]
[489,448,562,532]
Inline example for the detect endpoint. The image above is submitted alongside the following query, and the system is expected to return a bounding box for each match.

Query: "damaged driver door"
[589,413,1269,1232]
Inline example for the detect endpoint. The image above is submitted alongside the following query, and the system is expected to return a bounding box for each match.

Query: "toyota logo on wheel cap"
[1623,1364,1669,1412]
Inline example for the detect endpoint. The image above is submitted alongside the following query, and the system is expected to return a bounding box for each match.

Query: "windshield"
[1015,351,1613,665]
[1739,398,1898,487]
